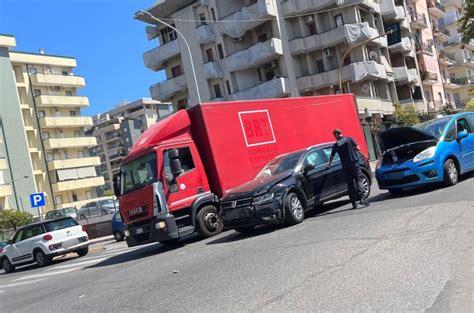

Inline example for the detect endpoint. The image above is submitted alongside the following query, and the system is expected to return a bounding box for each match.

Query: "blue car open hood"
[379,127,437,151]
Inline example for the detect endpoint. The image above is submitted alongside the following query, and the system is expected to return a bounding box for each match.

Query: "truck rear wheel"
[196,205,223,238]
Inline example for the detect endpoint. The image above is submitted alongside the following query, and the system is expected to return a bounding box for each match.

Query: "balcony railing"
[410,12,428,29]
[30,73,86,88]
[48,156,101,170]
[229,77,290,101]
[35,95,89,108]
[450,76,474,85]
[416,40,434,55]
[439,50,456,64]
[421,71,439,83]
[39,116,93,128]
[149,74,188,101]
[224,38,283,72]
[143,39,180,71]
[428,0,445,18]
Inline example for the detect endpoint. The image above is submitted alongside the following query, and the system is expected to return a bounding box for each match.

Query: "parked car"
[44,207,77,220]
[376,112,474,194]
[111,213,126,242]
[0,217,89,273]
[77,199,118,220]
[220,143,372,232]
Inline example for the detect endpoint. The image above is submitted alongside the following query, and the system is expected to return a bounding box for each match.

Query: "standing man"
[327,129,369,209]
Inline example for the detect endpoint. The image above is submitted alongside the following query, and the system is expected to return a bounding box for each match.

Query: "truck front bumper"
[221,199,282,228]
[125,214,179,247]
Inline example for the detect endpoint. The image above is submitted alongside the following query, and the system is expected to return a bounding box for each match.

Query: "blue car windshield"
[414,117,451,139]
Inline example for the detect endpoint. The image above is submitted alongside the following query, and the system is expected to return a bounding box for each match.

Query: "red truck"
[114,95,368,247]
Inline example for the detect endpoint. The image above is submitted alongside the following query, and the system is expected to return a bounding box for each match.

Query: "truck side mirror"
[113,174,121,198]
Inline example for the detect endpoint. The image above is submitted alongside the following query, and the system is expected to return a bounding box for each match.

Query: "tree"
[0,210,33,231]
[393,103,420,126]
[441,103,456,116]
[103,190,115,197]
[466,98,474,112]
[459,1,474,45]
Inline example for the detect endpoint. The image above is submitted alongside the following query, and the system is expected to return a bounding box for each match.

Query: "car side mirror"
[457,130,468,141]
[303,164,315,174]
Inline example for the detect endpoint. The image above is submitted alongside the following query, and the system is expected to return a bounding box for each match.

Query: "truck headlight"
[253,192,274,205]
[124,229,130,237]
[413,147,436,163]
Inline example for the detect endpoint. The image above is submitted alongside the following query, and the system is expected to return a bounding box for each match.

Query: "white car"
[0,217,89,273]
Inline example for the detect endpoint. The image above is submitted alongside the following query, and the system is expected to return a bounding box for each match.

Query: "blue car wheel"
[443,159,458,186]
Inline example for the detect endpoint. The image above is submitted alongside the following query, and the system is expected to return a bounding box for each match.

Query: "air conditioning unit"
[324,48,334,58]
[304,16,314,24]
[263,61,278,70]
[233,37,244,43]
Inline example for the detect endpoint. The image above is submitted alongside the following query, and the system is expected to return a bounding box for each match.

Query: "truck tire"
[2,257,15,274]
[443,158,458,186]
[196,205,224,238]
[284,192,305,225]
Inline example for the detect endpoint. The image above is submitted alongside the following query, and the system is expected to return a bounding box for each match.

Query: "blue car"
[111,213,126,242]
[376,112,474,193]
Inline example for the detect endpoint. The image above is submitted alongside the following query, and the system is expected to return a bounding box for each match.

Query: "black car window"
[444,122,456,141]
[44,218,78,232]
[457,118,471,133]
[323,148,340,162]
[303,150,326,167]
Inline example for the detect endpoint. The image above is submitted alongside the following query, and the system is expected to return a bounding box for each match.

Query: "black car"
[220,143,372,232]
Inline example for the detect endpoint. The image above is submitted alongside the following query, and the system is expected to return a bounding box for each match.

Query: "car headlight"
[413,146,436,163]
[253,192,274,205]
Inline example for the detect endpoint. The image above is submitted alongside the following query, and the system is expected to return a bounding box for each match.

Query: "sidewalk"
[89,235,115,245]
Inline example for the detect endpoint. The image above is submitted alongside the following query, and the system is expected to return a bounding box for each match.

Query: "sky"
[0,0,165,116]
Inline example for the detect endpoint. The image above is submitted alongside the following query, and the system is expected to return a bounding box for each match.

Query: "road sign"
[30,192,45,208]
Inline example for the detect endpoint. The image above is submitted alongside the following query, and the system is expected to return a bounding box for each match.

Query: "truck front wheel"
[196,205,223,238]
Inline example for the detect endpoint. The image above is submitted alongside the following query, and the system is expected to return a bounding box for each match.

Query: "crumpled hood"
[223,171,292,201]
[379,127,437,151]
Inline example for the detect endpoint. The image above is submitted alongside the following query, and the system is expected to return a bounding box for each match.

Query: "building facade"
[0,34,105,215]
[90,98,172,191]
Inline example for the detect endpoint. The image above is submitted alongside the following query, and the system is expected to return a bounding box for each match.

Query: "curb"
[89,235,115,246]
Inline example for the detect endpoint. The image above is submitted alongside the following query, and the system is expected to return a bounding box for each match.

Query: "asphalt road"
[1,175,473,312]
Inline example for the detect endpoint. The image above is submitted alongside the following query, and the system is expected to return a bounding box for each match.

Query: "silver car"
[45,207,78,220]
[77,199,119,220]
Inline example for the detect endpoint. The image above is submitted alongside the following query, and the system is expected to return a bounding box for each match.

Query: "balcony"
[443,33,462,48]
[356,97,395,114]
[421,71,439,85]
[150,74,187,102]
[229,77,290,101]
[450,76,474,86]
[439,13,458,27]
[43,137,97,150]
[30,73,86,88]
[219,0,276,38]
[0,184,12,197]
[52,176,105,193]
[410,13,428,29]
[0,158,7,170]
[432,25,450,43]
[281,0,380,16]
[439,50,456,65]
[393,67,419,85]
[195,24,215,44]
[39,116,93,129]
[35,95,89,108]
[224,38,283,72]
[290,22,381,56]
[143,39,180,71]
[442,0,464,9]
[428,0,446,18]
[416,41,434,55]
[202,61,223,80]
[297,61,387,92]
[388,37,413,55]
[48,157,101,170]
[381,0,406,21]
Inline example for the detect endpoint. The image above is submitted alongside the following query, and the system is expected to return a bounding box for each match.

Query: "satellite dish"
[369,51,379,62]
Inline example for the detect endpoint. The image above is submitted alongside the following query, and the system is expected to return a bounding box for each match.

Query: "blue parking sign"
[30,192,45,208]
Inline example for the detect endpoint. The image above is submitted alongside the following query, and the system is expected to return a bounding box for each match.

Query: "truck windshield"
[121,153,158,195]
[255,151,304,179]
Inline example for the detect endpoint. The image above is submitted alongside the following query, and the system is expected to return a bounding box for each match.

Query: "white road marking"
[13,268,80,281]
[48,258,108,270]
[0,278,47,288]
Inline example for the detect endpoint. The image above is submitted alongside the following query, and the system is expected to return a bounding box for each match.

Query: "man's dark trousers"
[343,162,364,205]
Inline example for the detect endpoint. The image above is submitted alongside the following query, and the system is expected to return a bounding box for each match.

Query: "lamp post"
[4,175,29,211]
[136,10,202,105]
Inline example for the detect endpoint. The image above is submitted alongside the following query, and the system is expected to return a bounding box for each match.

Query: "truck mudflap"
[126,214,179,247]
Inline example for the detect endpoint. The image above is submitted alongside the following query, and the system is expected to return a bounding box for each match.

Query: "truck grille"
[221,198,252,210]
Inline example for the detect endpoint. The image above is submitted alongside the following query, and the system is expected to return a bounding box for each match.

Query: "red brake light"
[43,234,53,241]
[82,225,87,232]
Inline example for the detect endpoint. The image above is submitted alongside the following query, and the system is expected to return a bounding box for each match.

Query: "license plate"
[135,228,143,234]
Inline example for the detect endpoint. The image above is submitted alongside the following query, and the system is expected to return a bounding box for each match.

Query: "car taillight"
[82,225,87,232]
[43,234,53,241]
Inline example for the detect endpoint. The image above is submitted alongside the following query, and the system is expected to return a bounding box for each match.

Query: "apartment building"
[0,34,104,215]
[437,0,473,108]
[90,98,172,191]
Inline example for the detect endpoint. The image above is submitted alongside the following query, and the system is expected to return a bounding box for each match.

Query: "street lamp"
[5,175,29,184]
[136,10,202,105]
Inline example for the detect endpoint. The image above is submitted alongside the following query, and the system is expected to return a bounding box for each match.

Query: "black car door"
[300,149,332,205]
[323,147,346,194]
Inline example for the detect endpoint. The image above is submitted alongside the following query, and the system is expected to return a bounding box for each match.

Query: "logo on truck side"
[238,110,276,147]
[128,206,144,217]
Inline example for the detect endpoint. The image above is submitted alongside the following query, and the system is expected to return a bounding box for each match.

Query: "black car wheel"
[113,230,125,242]
[196,205,224,238]
[443,159,458,186]
[34,249,52,267]
[76,247,89,257]
[285,192,305,225]
[2,257,15,274]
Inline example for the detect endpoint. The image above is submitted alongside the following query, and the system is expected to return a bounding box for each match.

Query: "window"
[211,8,216,21]
[316,59,325,73]
[171,65,182,77]
[72,194,78,201]
[444,123,456,141]
[44,218,78,232]
[217,44,224,59]
[160,26,177,44]
[307,21,317,35]
[29,67,37,75]
[199,13,207,25]
[86,191,92,199]
[55,195,63,204]
[177,98,188,110]
[163,147,196,186]
[303,150,326,167]
[457,118,471,133]
[342,51,351,66]
[42,131,50,140]
[74,130,81,137]
[66,90,72,96]
[34,89,41,97]
[226,80,232,95]
[323,148,340,162]
[38,110,46,118]
[258,33,268,42]
[121,152,158,195]
[62,69,69,75]
[78,151,84,157]
[13,230,25,244]
[334,14,344,27]
[22,225,45,240]
[206,48,214,62]
[213,84,222,98]
[69,110,77,116]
